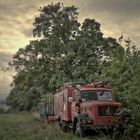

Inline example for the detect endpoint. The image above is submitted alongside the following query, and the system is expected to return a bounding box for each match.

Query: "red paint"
[53,82,122,129]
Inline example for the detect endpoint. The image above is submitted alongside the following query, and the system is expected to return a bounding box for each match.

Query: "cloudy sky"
[0,0,140,98]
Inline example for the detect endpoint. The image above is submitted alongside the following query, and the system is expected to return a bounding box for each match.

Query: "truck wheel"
[61,121,68,133]
[60,120,67,132]
[75,122,84,137]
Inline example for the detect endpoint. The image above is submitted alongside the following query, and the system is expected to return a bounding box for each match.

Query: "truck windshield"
[80,90,97,101]
[80,90,113,101]
[97,90,113,101]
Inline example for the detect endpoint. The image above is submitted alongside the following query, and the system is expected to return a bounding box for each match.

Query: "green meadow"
[0,113,108,140]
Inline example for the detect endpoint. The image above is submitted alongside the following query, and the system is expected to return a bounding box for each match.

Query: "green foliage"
[100,39,140,139]
[7,3,122,110]
[6,2,140,139]
[112,108,140,140]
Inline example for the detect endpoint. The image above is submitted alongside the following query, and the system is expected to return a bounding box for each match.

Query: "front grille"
[98,106,118,116]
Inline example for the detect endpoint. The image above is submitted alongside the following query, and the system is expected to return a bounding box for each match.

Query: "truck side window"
[73,89,80,102]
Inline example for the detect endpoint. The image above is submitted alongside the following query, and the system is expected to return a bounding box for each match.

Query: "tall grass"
[0,113,111,140]
[0,114,97,140]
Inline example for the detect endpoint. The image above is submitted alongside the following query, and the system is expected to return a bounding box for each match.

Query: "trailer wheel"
[59,119,67,132]
[61,121,67,132]
[75,122,84,137]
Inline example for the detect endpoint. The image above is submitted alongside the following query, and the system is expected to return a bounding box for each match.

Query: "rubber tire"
[62,121,68,132]
[59,120,68,133]
[75,122,85,137]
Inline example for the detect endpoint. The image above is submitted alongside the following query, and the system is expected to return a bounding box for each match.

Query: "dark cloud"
[0,0,36,17]
[0,71,12,97]
[0,0,42,38]
[0,52,13,96]
[0,52,12,71]
[86,0,140,17]
[74,0,140,46]
[0,82,11,98]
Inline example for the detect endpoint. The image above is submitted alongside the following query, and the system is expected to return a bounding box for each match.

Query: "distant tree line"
[6,3,140,139]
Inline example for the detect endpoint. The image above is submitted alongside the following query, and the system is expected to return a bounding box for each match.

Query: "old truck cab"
[71,83,121,136]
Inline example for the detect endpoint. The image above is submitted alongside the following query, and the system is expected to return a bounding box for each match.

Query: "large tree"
[7,3,139,113]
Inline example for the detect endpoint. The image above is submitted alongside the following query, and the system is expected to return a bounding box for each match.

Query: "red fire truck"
[40,81,121,137]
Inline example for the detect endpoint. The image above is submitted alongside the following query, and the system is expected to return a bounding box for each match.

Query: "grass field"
[0,113,108,140]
